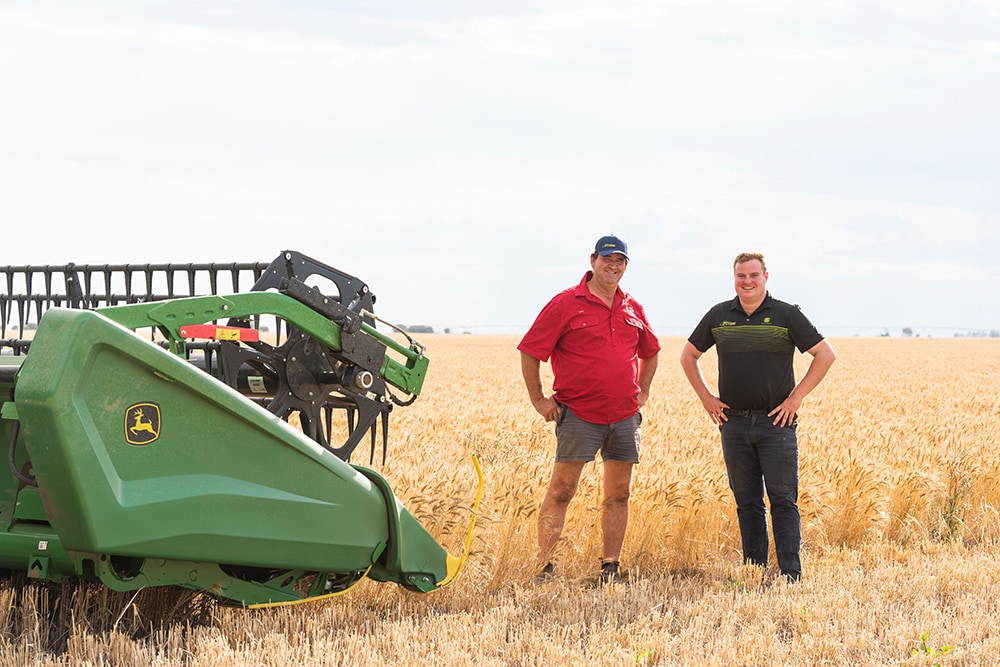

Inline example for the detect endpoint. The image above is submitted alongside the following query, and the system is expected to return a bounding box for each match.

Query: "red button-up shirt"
[518,272,660,424]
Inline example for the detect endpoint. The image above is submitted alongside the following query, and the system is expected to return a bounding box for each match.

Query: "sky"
[2,1,998,337]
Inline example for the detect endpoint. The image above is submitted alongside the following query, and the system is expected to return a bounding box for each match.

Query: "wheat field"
[2,335,1000,666]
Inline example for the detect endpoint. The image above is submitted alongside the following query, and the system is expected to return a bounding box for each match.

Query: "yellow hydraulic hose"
[438,453,485,588]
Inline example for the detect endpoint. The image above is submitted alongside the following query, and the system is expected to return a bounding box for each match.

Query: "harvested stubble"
[2,335,1000,666]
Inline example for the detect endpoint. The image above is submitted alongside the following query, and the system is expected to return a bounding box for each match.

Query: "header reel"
[1,250,425,463]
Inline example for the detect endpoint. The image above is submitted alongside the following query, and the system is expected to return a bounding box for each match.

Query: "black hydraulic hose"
[8,420,37,487]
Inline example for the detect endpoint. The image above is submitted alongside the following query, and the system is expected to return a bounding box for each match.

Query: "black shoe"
[599,561,623,585]
[536,562,554,583]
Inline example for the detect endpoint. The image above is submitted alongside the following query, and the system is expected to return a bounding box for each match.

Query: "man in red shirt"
[518,235,660,584]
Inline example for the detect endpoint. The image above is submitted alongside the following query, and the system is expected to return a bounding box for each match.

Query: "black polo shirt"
[688,293,824,411]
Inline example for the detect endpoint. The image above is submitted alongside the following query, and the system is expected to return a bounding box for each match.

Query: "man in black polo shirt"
[679,252,836,582]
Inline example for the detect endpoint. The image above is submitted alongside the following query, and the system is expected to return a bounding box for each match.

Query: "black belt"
[724,408,770,417]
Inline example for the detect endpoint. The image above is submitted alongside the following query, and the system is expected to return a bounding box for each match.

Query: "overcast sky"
[2,1,997,336]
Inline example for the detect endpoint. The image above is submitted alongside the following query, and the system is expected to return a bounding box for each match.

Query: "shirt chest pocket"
[623,316,645,332]
[614,315,643,347]
[569,315,603,331]
[566,314,607,353]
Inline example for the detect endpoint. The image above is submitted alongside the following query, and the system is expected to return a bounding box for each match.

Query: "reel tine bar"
[1,261,269,351]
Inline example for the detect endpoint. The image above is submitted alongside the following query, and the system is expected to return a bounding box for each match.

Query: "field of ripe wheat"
[2,335,999,666]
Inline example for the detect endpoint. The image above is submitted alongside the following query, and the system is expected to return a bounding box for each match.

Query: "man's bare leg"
[536,461,586,569]
[600,460,634,563]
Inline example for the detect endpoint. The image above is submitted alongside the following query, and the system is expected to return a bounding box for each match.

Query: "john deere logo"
[125,403,161,446]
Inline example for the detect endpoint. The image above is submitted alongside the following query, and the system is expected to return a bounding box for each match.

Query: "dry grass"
[2,335,999,665]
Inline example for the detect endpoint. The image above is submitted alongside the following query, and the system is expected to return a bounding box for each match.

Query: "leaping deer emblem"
[125,403,160,445]
[130,408,156,436]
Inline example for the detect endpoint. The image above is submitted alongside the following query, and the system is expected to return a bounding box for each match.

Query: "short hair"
[733,252,767,273]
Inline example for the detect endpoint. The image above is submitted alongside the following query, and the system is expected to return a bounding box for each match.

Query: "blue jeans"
[719,413,800,579]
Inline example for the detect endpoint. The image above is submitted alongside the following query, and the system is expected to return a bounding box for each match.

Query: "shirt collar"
[575,271,623,306]
[730,291,772,316]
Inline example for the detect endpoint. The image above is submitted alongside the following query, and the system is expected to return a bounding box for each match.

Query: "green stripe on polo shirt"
[711,324,794,353]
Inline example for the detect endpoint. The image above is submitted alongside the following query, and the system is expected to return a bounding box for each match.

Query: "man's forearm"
[637,354,659,394]
[520,351,545,401]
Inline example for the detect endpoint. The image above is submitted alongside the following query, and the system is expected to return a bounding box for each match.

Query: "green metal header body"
[0,306,445,605]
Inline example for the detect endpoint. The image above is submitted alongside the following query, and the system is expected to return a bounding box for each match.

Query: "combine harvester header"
[0,251,481,607]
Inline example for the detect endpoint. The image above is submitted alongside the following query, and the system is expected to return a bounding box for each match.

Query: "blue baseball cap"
[594,235,628,259]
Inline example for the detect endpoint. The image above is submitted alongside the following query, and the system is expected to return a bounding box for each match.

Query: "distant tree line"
[954,329,1000,338]
[398,324,435,334]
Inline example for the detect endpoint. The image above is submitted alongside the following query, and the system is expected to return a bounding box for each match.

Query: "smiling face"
[589,252,628,291]
[733,258,768,310]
